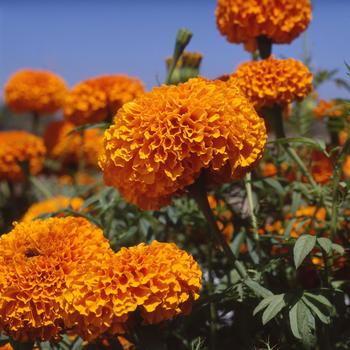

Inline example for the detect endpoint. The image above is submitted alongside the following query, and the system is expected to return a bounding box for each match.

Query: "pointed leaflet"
[293,235,316,269]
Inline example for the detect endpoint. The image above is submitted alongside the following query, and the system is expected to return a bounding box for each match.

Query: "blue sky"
[0,0,349,98]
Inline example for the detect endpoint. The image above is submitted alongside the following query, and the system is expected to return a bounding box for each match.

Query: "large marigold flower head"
[230,57,313,109]
[64,75,144,126]
[216,0,312,52]
[21,196,84,222]
[4,69,67,115]
[100,77,267,210]
[44,120,104,167]
[0,131,46,182]
[63,241,202,340]
[0,217,111,342]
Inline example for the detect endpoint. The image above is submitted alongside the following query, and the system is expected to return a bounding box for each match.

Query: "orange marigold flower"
[64,75,144,126]
[0,131,46,182]
[58,172,96,186]
[229,57,313,109]
[4,69,67,115]
[262,162,277,177]
[0,345,12,350]
[0,217,111,342]
[342,156,350,178]
[313,99,343,119]
[100,77,267,210]
[216,0,312,52]
[339,129,348,146]
[44,120,104,167]
[63,241,202,340]
[310,151,333,184]
[21,196,84,222]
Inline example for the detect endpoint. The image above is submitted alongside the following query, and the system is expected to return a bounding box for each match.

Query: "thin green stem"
[244,173,261,255]
[208,241,217,350]
[29,176,52,198]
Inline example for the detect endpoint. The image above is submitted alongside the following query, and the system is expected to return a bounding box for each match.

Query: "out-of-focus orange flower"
[342,156,350,178]
[58,172,96,186]
[21,196,84,222]
[0,131,46,182]
[44,120,104,168]
[63,241,202,340]
[208,195,234,242]
[0,217,112,342]
[4,69,67,115]
[64,75,144,126]
[229,57,313,109]
[339,130,348,146]
[262,162,277,177]
[313,99,343,119]
[216,0,312,52]
[100,77,267,210]
[310,151,333,184]
[0,344,13,350]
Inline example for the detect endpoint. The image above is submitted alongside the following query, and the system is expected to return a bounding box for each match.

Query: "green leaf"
[293,235,316,269]
[263,178,285,196]
[67,122,110,135]
[317,237,332,255]
[253,295,275,316]
[262,293,286,325]
[244,279,273,298]
[231,231,246,257]
[303,292,333,310]
[268,137,326,152]
[289,302,302,339]
[332,243,345,255]
[302,296,330,324]
[284,218,297,239]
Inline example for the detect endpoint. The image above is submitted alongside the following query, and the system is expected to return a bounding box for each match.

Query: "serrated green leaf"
[293,235,316,269]
[317,237,332,255]
[262,294,286,325]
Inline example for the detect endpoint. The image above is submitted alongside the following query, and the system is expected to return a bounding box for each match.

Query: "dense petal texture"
[216,0,312,51]
[100,78,267,210]
[0,131,46,182]
[21,196,84,222]
[230,57,313,109]
[0,217,111,342]
[63,241,202,340]
[64,75,144,126]
[4,69,67,115]
[44,120,104,167]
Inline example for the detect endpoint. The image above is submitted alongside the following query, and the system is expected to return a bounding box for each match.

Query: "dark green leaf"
[293,235,316,269]
[317,237,332,255]
[244,279,273,298]
[262,293,286,325]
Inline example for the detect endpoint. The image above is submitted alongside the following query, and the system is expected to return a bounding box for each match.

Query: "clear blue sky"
[0,0,349,98]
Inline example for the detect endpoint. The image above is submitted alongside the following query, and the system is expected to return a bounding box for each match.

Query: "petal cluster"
[21,196,84,222]
[313,99,343,119]
[100,77,267,210]
[230,57,313,109]
[64,75,144,126]
[63,241,202,340]
[44,120,104,167]
[0,217,111,342]
[0,131,46,182]
[216,0,312,51]
[4,69,67,115]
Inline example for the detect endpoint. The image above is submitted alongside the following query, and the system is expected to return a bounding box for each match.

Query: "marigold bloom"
[63,241,202,340]
[100,78,267,210]
[0,345,12,350]
[0,217,111,342]
[339,130,348,146]
[262,162,278,177]
[0,131,46,182]
[230,57,313,109]
[216,0,312,52]
[4,69,67,115]
[310,151,333,184]
[44,120,104,167]
[313,99,343,119]
[64,75,144,126]
[21,196,84,222]
[342,156,350,178]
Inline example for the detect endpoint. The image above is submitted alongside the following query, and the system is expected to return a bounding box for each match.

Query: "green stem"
[330,133,350,238]
[32,112,40,135]
[29,176,52,198]
[256,35,272,59]
[208,242,217,350]
[244,173,261,255]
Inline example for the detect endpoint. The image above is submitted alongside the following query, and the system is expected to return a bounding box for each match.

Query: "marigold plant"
[64,75,144,126]
[0,217,111,342]
[100,77,267,210]
[0,131,46,182]
[216,0,312,52]
[4,69,67,115]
